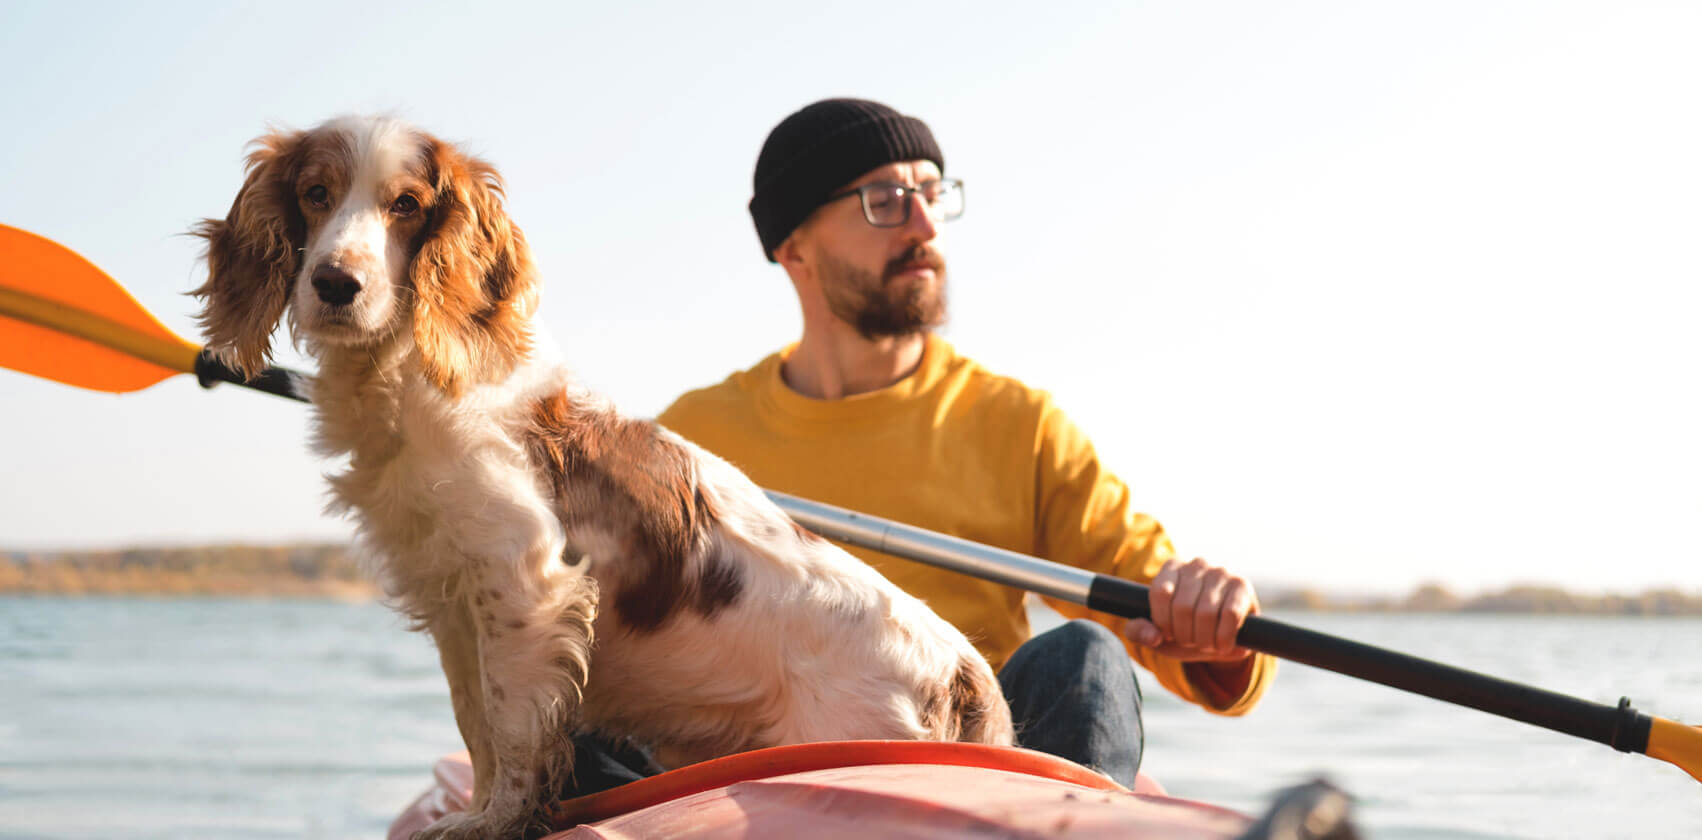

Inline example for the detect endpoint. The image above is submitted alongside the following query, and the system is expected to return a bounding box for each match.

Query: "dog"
[190,115,1013,839]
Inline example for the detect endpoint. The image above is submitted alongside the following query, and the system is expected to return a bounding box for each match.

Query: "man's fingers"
[1215,578,1252,653]
[1134,558,1262,662]
[1123,617,1163,648]
[1166,557,1209,648]
[1149,561,1179,642]
[1194,571,1229,655]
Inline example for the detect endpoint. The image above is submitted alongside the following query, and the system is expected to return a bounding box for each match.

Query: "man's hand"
[1121,557,1258,663]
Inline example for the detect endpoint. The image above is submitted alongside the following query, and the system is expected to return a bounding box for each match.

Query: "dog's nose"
[311,265,362,306]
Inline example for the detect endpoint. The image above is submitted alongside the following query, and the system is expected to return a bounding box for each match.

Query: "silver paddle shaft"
[764,489,1096,605]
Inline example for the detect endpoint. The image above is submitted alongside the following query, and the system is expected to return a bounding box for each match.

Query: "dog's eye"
[304,185,330,208]
[391,194,420,217]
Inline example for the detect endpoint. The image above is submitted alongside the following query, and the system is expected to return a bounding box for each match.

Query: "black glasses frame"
[823,178,965,228]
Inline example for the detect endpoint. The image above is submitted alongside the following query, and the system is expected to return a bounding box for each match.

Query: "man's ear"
[774,231,808,276]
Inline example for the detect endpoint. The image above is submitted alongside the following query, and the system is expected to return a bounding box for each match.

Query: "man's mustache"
[883,245,946,280]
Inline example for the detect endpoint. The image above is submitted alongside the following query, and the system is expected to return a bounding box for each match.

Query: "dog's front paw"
[411,809,541,840]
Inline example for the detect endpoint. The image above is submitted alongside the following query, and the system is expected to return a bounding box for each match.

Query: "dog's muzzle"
[311,264,362,306]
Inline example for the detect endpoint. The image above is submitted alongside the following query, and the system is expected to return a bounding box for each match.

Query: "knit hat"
[749,98,944,262]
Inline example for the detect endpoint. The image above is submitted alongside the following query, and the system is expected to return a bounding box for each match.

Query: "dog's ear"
[411,137,538,396]
[190,130,307,380]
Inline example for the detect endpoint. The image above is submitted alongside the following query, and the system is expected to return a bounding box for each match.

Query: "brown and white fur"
[191,116,1012,839]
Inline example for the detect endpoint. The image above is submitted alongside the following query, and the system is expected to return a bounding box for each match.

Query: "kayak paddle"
[771,491,1702,785]
[3,224,1698,785]
[0,223,306,402]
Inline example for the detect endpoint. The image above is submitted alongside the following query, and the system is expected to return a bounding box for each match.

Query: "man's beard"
[818,244,949,340]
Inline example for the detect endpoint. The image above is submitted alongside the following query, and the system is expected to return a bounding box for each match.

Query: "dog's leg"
[950,651,1017,746]
[416,551,597,840]
[431,601,497,810]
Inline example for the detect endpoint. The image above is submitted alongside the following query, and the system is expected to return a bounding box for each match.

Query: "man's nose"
[311,264,362,306]
[903,192,940,240]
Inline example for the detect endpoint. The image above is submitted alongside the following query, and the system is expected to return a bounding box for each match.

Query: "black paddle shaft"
[193,350,310,403]
[1086,574,1654,755]
[196,358,1657,760]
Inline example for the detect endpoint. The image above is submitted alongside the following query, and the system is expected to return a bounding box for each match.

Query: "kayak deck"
[391,741,1247,839]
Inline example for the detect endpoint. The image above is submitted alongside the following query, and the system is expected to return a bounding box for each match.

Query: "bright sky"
[2,2,1697,596]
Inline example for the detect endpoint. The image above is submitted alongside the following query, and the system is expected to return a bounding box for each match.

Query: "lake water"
[1,598,1697,839]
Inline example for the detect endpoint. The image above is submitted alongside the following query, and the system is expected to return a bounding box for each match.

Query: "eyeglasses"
[824,178,965,228]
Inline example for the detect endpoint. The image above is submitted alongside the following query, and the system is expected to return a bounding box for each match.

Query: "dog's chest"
[334,403,547,551]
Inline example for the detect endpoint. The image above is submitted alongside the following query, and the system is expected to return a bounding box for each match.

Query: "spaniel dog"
[191,116,1013,839]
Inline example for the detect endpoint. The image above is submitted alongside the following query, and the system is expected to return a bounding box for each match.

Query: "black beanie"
[748,98,944,262]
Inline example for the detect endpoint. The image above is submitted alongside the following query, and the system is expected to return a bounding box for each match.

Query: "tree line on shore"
[3,545,1699,615]
[1264,581,1702,615]
[0,544,376,598]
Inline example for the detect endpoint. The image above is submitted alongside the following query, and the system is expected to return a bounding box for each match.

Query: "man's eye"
[867,192,899,210]
[305,185,330,207]
[391,194,420,216]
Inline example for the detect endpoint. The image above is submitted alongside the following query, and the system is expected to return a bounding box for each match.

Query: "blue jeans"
[558,618,1144,797]
[998,619,1144,787]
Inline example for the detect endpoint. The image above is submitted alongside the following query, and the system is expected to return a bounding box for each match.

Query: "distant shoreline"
[1,544,378,600]
[1262,582,1702,616]
[5,545,1700,615]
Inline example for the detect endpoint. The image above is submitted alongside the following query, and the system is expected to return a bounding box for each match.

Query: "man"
[658,98,1275,785]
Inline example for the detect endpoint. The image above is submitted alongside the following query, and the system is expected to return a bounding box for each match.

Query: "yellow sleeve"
[1031,402,1274,716]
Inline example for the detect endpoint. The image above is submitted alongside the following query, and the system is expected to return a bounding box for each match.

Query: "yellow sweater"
[657,334,1272,715]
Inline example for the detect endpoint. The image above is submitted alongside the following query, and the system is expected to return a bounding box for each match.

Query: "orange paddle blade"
[1648,717,1702,784]
[0,224,200,393]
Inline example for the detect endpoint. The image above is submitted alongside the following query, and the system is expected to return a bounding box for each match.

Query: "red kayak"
[390,741,1258,839]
